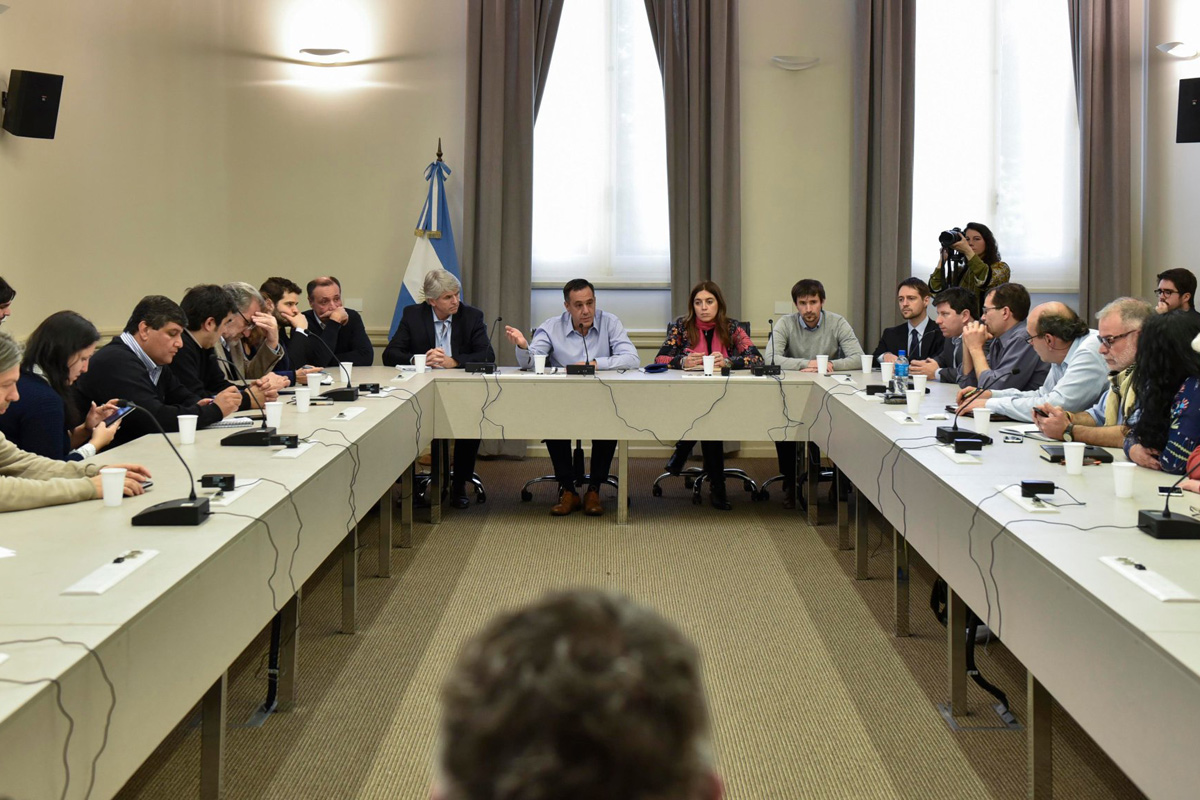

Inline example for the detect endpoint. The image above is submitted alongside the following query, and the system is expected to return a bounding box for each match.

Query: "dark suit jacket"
[381,303,493,368]
[73,336,224,447]
[872,320,945,365]
[170,332,258,411]
[301,308,373,367]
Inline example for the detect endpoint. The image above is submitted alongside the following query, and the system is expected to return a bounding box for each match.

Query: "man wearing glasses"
[959,283,1049,393]
[1154,268,1200,320]
[956,302,1109,422]
[1033,298,1153,460]
[220,282,289,390]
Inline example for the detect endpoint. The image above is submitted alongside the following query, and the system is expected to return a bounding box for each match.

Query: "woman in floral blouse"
[655,281,762,510]
[1125,311,1200,474]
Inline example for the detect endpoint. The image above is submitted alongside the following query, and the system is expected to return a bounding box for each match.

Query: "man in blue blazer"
[383,269,493,509]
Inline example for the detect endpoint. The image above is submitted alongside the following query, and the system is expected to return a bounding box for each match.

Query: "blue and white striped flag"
[389,158,460,338]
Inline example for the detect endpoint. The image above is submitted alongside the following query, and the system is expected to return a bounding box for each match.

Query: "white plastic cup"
[913,374,928,393]
[340,362,354,385]
[880,362,895,383]
[306,371,323,389]
[860,354,873,374]
[1112,462,1137,499]
[177,414,197,445]
[816,354,829,374]
[100,467,127,507]
[413,354,427,373]
[703,354,715,376]
[295,387,311,413]
[972,408,991,436]
[1064,441,1086,475]
[533,354,547,375]
[905,389,922,416]
[264,401,283,429]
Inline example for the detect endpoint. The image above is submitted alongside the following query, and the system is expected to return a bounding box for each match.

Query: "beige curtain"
[1068,0,1132,318]
[850,0,916,349]
[463,0,565,457]
[643,0,742,314]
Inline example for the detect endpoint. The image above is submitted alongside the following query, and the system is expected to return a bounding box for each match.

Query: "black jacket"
[300,308,373,367]
[382,303,493,367]
[73,336,224,447]
[872,320,945,365]
[170,332,260,411]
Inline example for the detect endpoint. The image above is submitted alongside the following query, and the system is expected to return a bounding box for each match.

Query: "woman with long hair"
[1125,311,1200,474]
[0,311,122,460]
[928,221,1010,311]
[654,281,762,510]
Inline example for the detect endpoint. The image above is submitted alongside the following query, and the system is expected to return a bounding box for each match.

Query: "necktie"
[436,320,451,355]
[909,328,920,360]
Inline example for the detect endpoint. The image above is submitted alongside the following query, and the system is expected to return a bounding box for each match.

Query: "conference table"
[1,365,1198,800]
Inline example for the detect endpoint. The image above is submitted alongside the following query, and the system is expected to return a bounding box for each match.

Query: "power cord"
[210,512,285,612]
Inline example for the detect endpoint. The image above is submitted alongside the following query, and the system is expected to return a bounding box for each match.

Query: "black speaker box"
[2,70,64,139]
[1177,77,1200,144]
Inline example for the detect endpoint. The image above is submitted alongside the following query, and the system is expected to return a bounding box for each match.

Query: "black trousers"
[670,440,728,487]
[545,439,617,493]
[451,439,481,489]
[774,441,822,482]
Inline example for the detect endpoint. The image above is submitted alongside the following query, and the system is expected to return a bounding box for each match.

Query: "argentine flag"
[389,158,460,338]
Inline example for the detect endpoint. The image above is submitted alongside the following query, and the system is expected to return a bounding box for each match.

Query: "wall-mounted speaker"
[2,70,64,139]
[1177,77,1200,144]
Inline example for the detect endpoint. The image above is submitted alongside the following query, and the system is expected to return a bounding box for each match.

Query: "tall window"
[531,0,670,327]
[912,0,1080,294]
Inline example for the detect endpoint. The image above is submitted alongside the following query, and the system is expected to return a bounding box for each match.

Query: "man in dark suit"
[910,286,976,387]
[302,276,374,367]
[383,269,493,509]
[74,295,242,447]
[872,277,945,366]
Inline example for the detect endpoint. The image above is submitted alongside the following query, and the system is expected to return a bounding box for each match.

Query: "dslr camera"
[939,227,967,268]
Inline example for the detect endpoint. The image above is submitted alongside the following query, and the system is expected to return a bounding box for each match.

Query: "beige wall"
[1143,0,1200,297]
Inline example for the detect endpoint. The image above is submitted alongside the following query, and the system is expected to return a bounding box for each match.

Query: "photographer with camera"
[928,222,1009,310]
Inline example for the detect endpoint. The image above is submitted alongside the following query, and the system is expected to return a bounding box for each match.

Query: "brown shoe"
[551,490,581,516]
[583,489,604,516]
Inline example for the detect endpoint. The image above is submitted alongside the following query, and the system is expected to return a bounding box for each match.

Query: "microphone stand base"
[320,387,360,401]
[1138,510,1200,539]
[132,496,211,527]
[221,426,278,447]
[565,364,595,376]
[936,426,992,446]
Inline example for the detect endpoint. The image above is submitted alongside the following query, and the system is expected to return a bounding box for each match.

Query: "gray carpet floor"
[115,456,1145,799]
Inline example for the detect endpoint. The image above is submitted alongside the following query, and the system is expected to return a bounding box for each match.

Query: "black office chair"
[407,440,487,506]
[520,439,619,501]
[651,442,761,505]
[757,442,834,508]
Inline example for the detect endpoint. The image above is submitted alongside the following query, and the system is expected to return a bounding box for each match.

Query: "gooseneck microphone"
[296,329,358,401]
[212,352,277,446]
[566,319,596,375]
[467,315,503,374]
[1139,458,1200,539]
[117,400,210,526]
[936,367,1020,444]
[756,318,781,376]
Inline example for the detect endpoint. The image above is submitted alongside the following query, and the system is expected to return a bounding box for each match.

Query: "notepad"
[208,416,255,429]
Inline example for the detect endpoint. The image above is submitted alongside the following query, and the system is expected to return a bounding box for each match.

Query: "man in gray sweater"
[767,279,865,508]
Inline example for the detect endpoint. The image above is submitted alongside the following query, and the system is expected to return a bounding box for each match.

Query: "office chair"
[757,441,834,508]
[520,440,619,501]
[651,442,761,505]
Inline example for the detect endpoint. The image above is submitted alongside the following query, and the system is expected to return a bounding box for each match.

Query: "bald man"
[956,302,1109,422]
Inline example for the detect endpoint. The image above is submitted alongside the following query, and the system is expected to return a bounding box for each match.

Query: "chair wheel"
[742,480,754,492]
[756,490,769,501]
[692,494,702,505]
[652,485,662,497]
[684,478,694,489]
[520,490,532,502]
[476,492,487,504]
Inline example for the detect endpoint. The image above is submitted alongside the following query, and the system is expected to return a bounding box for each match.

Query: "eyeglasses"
[1098,329,1138,348]
[981,306,998,314]
[1022,334,1043,344]
[1155,288,1178,298]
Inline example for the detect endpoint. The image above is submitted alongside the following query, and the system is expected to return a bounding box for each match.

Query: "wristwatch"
[1063,412,1075,442]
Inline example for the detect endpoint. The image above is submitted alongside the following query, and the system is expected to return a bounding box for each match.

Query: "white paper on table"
[61,549,160,595]
[0,547,15,559]
[998,484,1059,513]
[274,442,316,459]
[937,445,981,464]
[330,407,366,421]
[1099,556,1200,602]
[853,391,883,403]
[362,386,398,398]
[207,478,262,507]
[998,423,1054,441]
[884,410,922,425]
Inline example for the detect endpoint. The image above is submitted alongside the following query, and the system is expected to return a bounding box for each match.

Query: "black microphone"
[937,367,1020,444]
[467,315,503,374]
[1139,458,1200,539]
[757,318,781,376]
[211,352,277,446]
[295,329,358,401]
[116,400,209,526]
[566,318,595,375]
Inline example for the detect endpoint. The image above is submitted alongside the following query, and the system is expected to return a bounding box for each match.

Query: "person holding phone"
[0,311,124,461]
[0,331,150,512]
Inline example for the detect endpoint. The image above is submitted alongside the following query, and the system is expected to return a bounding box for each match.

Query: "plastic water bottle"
[893,350,909,394]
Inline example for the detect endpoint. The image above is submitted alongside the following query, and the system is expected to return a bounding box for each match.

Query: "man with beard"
[871,277,944,365]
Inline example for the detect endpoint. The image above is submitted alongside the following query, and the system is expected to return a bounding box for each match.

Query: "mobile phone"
[141,479,154,489]
[1032,407,1048,418]
[103,406,134,427]
[1159,486,1183,496]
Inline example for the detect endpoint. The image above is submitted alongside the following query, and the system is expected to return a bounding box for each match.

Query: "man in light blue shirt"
[504,279,639,517]
[957,302,1109,423]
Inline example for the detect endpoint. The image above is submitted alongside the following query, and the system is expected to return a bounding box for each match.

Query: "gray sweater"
[0,431,98,512]
[766,311,865,371]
